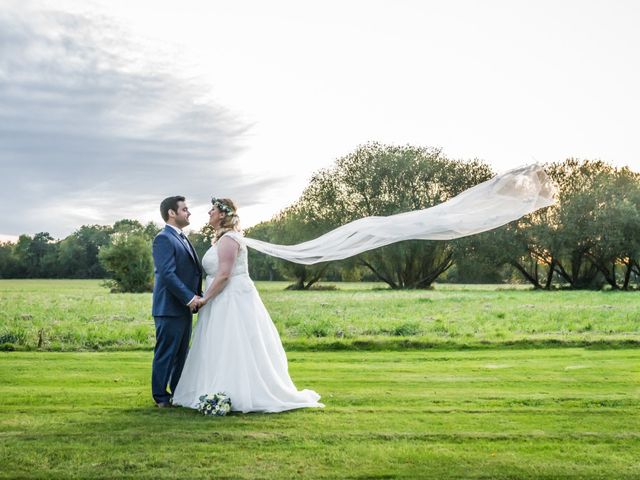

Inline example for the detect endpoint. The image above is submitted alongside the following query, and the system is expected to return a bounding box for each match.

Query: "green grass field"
[2,349,638,479]
[1,280,639,351]
[1,280,639,478]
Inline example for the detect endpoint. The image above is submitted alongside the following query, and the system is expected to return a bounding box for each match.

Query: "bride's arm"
[199,236,240,305]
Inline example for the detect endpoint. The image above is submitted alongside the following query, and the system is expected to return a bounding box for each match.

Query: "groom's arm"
[153,235,197,306]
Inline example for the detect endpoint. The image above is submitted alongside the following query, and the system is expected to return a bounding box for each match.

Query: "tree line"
[0,218,215,292]
[2,143,640,291]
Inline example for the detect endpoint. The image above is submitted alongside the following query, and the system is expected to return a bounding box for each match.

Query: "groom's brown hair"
[160,196,186,222]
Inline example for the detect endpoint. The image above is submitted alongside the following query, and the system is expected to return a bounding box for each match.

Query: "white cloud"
[0,3,286,238]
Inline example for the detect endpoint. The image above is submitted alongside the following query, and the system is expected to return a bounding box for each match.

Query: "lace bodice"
[201,232,248,278]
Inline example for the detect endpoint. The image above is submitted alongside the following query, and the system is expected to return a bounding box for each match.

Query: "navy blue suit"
[151,225,203,404]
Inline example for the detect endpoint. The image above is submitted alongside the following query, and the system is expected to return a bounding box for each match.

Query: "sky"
[1,0,639,241]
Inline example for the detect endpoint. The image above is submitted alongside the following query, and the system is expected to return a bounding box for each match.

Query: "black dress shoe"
[156,401,172,408]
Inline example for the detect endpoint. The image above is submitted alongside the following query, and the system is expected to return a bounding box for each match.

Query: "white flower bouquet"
[196,392,232,416]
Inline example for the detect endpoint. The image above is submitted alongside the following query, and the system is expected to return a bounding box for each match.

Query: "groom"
[151,196,203,407]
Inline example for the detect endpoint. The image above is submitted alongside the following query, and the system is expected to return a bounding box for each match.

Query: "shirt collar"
[166,224,183,235]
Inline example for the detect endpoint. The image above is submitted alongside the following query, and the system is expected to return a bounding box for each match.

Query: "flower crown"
[211,198,234,215]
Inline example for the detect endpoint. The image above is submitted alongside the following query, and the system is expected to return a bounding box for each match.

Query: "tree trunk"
[544,259,556,289]
[410,255,453,289]
[584,252,618,289]
[622,261,632,290]
[553,261,574,287]
[360,259,398,289]
[303,263,330,289]
[510,260,542,289]
[286,276,306,290]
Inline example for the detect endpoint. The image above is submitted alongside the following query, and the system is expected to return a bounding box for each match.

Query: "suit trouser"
[152,314,192,403]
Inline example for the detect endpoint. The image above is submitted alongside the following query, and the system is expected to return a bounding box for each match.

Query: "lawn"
[1,280,638,478]
[1,349,638,479]
[1,280,639,351]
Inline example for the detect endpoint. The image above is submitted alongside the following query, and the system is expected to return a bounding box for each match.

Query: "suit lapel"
[165,226,199,267]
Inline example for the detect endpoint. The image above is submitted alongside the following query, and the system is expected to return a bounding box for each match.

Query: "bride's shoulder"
[219,230,245,247]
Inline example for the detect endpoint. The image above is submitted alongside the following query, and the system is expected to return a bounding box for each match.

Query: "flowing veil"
[244,164,556,265]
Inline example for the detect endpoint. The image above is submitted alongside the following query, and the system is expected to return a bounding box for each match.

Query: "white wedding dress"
[172,231,323,413]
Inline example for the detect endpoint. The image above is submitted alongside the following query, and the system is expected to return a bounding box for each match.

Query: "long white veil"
[244,164,556,265]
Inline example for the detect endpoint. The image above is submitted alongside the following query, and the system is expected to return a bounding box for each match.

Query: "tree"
[13,232,59,278]
[57,235,87,278]
[485,159,640,290]
[0,242,20,278]
[285,142,494,289]
[543,159,612,288]
[445,231,510,284]
[574,165,640,289]
[113,219,160,240]
[98,233,153,292]
[451,220,548,288]
[270,207,335,289]
[57,225,112,278]
[244,221,284,281]
[532,159,640,290]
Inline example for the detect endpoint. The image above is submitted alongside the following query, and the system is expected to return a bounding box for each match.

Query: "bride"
[171,198,323,413]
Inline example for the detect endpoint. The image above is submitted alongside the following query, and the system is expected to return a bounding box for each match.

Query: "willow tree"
[462,159,640,290]
[288,142,494,289]
[546,159,640,289]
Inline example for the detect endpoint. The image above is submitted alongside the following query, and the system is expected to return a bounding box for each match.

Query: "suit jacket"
[152,225,203,317]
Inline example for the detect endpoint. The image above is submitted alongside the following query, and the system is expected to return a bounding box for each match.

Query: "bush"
[98,233,153,293]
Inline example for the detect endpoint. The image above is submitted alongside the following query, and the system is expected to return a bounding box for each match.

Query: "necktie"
[180,232,197,263]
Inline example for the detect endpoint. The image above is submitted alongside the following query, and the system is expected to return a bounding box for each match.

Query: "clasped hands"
[188,296,208,313]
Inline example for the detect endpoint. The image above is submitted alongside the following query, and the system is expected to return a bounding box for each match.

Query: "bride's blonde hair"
[212,197,240,241]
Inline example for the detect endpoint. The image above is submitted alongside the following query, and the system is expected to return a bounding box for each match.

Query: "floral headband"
[211,198,234,215]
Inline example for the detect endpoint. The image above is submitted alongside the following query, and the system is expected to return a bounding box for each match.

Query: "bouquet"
[196,392,232,416]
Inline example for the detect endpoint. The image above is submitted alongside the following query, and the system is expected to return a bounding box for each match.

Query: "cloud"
[0,3,284,238]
